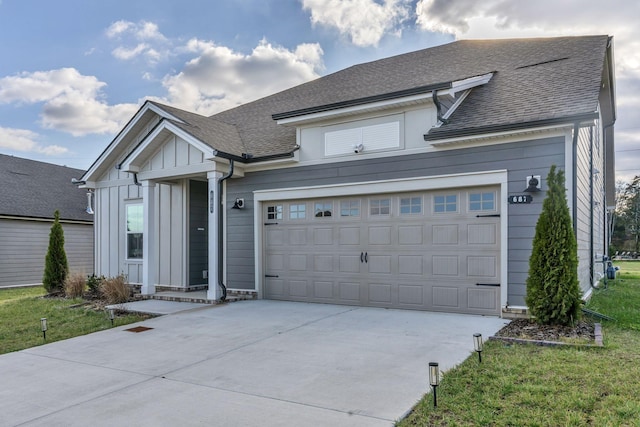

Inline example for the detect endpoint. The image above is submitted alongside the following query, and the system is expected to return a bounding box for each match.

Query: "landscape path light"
[429,362,439,408]
[473,333,483,363]
[41,317,47,340]
[108,308,115,326]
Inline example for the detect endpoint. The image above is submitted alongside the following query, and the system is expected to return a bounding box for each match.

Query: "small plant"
[86,274,105,297]
[99,274,131,304]
[43,210,69,294]
[64,272,87,298]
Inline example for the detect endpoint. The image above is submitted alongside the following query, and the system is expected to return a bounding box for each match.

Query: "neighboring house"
[80,35,615,317]
[0,154,94,288]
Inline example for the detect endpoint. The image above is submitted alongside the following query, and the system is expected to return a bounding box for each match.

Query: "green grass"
[398,262,640,427]
[0,286,149,355]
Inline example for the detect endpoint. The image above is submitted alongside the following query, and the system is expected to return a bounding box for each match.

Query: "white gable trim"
[81,102,187,181]
[120,120,215,173]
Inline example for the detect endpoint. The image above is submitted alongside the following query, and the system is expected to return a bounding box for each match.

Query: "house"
[80,35,615,317]
[0,154,94,288]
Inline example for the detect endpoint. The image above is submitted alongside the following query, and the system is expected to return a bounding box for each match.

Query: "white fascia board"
[275,92,433,126]
[254,169,507,201]
[82,102,185,182]
[451,73,494,92]
[120,120,214,172]
[430,123,576,148]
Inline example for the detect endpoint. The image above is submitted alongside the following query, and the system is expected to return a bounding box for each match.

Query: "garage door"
[263,186,500,315]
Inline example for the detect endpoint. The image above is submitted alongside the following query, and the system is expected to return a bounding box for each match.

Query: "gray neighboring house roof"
[101,35,615,166]
[0,154,93,222]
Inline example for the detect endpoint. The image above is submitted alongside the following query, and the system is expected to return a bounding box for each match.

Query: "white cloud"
[0,127,68,155]
[106,20,169,63]
[0,68,138,136]
[160,39,324,115]
[301,0,410,47]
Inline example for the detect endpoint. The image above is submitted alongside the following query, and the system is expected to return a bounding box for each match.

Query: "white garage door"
[263,186,500,315]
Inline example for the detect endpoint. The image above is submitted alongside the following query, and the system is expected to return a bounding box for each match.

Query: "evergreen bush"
[525,165,582,325]
[42,210,69,294]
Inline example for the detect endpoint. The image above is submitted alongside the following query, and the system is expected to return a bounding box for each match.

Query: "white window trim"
[125,201,144,262]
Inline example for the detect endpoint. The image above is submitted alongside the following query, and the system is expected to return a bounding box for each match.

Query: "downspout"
[603,120,616,256]
[589,126,595,286]
[217,159,234,301]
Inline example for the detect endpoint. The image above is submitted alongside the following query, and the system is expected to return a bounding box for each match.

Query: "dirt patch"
[495,318,595,342]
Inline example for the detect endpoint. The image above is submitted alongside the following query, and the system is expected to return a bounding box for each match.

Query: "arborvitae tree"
[43,210,69,293]
[525,165,581,325]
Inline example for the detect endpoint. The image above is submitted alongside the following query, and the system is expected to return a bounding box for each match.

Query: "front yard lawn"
[0,286,149,355]
[398,263,640,426]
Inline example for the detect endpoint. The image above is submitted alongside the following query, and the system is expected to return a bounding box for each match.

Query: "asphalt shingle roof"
[148,35,609,158]
[0,154,93,222]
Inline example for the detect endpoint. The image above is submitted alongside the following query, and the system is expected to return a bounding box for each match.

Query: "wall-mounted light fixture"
[232,198,245,209]
[524,175,541,193]
[41,317,48,340]
[473,333,483,363]
[429,362,439,408]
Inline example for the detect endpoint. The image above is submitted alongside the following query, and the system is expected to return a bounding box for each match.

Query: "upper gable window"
[324,120,401,157]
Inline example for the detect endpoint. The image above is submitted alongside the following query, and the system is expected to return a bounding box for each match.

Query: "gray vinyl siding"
[0,218,93,288]
[575,120,607,290]
[226,137,566,306]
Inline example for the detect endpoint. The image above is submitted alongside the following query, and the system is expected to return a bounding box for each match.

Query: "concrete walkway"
[0,301,508,426]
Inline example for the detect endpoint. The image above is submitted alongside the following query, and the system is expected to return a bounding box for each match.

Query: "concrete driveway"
[0,300,507,426]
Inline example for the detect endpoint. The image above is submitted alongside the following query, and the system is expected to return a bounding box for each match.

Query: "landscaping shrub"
[99,274,131,304]
[64,272,87,298]
[43,210,69,294]
[525,165,581,325]
[86,274,105,297]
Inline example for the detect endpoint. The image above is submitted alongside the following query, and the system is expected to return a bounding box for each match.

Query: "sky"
[0,0,638,182]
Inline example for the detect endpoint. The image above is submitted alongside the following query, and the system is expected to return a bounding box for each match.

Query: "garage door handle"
[365,252,368,263]
[361,252,364,263]
[476,283,500,287]
[265,274,279,278]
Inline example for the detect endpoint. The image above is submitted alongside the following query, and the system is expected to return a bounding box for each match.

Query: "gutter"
[217,159,234,302]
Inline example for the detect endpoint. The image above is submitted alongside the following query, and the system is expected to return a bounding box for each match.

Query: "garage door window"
[400,197,422,215]
[340,200,360,217]
[434,195,457,213]
[469,192,495,211]
[370,198,390,216]
[289,203,306,219]
[315,202,333,217]
[267,205,283,220]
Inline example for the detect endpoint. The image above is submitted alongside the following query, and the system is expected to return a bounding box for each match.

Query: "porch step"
[139,291,256,305]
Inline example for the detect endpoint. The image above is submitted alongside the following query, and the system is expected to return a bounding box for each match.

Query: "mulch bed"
[494,318,595,342]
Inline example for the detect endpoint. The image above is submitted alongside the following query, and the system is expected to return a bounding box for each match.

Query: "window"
[469,192,495,211]
[267,205,283,220]
[315,202,332,217]
[400,197,422,215]
[340,200,360,217]
[434,194,457,213]
[126,204,143,259]
[289,204,306,219]
[370,198,390,216]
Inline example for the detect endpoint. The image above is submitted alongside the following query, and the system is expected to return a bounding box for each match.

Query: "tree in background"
[613,176,640,254]
[525,165,581,325]
[43,210,69,293]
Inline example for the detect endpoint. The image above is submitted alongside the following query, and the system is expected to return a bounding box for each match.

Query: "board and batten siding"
[226,136,567,307]
[0,218,93,287]
[575,121,606,292]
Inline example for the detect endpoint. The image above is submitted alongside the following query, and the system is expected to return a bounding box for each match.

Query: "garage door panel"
[263,186,501,315]
[432,286,459,308]
[432,255,459,276]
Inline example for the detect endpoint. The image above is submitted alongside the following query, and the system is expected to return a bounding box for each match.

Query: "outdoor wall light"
[86,191,94,215]
[232,198,245,209]
[429,362,439,408]
[108,308,115,326]
[473,333,483,363]
[41,317,48,340]
[524,175,541,193]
